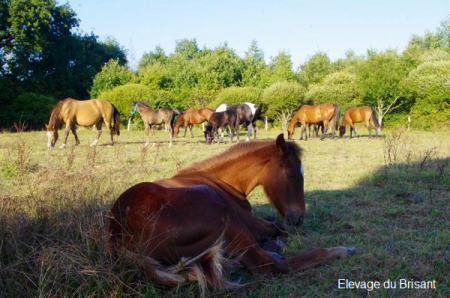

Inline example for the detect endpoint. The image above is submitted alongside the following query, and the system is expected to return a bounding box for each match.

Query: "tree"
[297,52,331,87]
[138,45,167,69]
[266,50,297,84]
[356,50,408,126]
[241,40,269,88]
[90,59,135,98]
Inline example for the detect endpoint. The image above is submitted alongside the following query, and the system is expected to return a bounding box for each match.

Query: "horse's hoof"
[144,142,149,147]
[152,143,156,147]
[346,247,356,256]
[59,144,66,149]
[272,252,286,260]
[169,143,172,148]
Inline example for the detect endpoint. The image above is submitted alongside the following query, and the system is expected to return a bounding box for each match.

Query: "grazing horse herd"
[45,98,382,293]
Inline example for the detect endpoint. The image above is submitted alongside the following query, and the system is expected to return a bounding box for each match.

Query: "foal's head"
[204,125,214,144]
[261,134,305,226]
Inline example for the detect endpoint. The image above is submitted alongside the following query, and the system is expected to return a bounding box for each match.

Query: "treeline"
[1,1,449,131]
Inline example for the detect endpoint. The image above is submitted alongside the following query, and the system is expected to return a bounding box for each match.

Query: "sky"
[66,0,450,69]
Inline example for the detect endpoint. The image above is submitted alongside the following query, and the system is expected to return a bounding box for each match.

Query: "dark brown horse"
[288,104,340,141]
[204,110,239,144]
[46,98,120,148]
[174,108,215,138]
[106,134,354,293]
[216,103,263,141]
[130,101,179,147]
[340,106,381,138]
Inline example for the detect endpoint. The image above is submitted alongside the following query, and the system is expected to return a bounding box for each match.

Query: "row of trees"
[1,0,449,130]
[93,18,450,130]
[0,0,127,129]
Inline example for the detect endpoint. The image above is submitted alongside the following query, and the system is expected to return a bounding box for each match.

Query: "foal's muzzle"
[285,210,304,226]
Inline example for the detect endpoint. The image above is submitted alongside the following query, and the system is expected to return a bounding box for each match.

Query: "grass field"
[1,125,449,297]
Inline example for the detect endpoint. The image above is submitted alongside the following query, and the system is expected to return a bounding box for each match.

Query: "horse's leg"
[225,126,232,143]
[144,122,150,146]
[168,121,173,148]
[189,124,194,138]
[246,122,251,141]
[183,122,188,138]
[59,123,71,149]
[151,125,157,147]
[301,124,307,141]
[320,120,330,140]
[70,126,80,146]
[253,121,257,139]
[366,120,372,138]
[91,122,102,146]
[288,247,355,272]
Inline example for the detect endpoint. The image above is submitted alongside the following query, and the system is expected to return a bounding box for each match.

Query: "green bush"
[261,82,306,118]
[209,86,264,109]
[306,71,362,112]
[10,93,57,130]
[90,59,135,98]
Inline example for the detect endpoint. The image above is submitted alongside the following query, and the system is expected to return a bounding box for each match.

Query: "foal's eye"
[286,171,296,178]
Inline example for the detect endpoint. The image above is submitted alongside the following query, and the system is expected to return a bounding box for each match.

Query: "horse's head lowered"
[262,134,305,226]
[339,126,346,137]
[287,124,295,140]
[204,125,214,144]
[46,124,58,148]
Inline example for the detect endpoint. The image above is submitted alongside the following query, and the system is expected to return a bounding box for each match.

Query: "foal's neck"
[209,150,268,196]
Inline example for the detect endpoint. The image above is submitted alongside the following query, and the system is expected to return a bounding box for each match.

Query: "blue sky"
[66,0,450,69]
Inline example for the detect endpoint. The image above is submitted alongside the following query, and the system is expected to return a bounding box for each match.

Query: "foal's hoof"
[272,252,286,260]
[346,247,356,256]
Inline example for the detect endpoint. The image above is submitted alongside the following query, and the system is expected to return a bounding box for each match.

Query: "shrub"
[209,86,264,109]
[10,93,57,130]
[261,82,306,119]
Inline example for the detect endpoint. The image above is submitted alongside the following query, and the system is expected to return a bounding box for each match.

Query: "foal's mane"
[178,140,302,175]
[136,101,154,109]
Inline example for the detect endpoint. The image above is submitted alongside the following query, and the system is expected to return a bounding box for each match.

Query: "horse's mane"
[137,101,154,109]
[178,139,302,175]
[48,98,72,128]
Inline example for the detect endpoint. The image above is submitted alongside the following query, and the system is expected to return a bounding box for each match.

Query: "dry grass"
[0,125,449,297]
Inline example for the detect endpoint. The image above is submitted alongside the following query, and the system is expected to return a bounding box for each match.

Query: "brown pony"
[106,134,354,293]
[130,101,179,147]
[46,98,120,148]
[173,108,215,138]
[339,106,381,138]
[288,104,340,141]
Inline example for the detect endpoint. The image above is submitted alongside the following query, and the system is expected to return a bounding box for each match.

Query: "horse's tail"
[112,104,120,136]
[334,104,340,130]
[107,231,237,294]
[371,107,381,134]
[173,108,182,115]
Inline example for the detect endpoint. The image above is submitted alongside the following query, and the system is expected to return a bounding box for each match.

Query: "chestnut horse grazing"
[130,101,179,147]
[106,134,354,293]
[340,106,381,138]
[288,104,340,141]
[173,108,215,138]
[46,98,120,148]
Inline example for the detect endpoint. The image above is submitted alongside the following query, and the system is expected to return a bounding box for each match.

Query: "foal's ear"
[276,133,287,155]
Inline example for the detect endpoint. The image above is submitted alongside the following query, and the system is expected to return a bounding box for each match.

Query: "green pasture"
[0,125,449,297]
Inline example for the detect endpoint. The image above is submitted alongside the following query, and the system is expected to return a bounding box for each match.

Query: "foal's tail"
[172,108,182,115]
[334,104,340,130]
[371,107,381,134]
[112,104,120,136]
